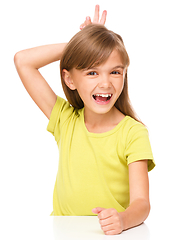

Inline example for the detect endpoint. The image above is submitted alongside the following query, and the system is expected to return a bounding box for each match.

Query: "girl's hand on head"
[92,207,124,235]
[80,5,107,30]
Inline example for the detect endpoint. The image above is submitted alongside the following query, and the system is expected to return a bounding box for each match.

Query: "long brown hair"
[60,24,142,123]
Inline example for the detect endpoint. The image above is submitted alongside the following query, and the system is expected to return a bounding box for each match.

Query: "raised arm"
[14,43,67,119]
[14,5,106,120]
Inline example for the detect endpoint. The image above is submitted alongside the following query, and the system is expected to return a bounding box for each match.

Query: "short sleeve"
[47,96,73,143]
[125,123,155,172]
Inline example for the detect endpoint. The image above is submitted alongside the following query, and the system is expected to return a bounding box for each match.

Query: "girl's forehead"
[107,50,124,61]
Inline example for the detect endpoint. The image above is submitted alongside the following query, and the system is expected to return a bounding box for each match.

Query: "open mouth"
[92,94,112,103]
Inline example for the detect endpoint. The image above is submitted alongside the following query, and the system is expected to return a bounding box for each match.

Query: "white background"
[1,0,183,238]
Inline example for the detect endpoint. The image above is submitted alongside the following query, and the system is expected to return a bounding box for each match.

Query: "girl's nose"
[98,76,112,88]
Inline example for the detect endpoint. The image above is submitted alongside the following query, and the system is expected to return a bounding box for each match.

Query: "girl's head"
[60,24,140,122]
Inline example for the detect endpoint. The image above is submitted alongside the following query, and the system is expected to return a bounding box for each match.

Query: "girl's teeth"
[95,94,112,97]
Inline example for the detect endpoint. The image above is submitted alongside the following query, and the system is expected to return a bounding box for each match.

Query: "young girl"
[14,5,155,235]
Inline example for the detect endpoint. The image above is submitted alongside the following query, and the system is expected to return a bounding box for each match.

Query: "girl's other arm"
[14,43,67,119]
[92,160,150,235]
[120,160,150,230]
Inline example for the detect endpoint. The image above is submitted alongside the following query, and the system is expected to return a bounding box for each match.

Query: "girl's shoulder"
[117,115,149,145]
[51,96,80,118]
[47,96,81,140]
[121,116,155,172]
[120,115,146,133]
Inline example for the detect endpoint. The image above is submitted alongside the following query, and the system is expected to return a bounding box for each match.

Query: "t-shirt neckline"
[80,108,129,138]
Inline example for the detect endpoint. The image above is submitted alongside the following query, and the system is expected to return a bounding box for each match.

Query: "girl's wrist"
[119,211,127,231]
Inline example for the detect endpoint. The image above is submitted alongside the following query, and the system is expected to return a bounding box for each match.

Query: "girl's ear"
[62,69,76,90]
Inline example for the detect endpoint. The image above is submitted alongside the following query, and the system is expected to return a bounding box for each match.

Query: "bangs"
[75,30,116,70]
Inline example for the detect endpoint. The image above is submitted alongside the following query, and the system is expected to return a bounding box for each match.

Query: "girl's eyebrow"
[111,65,125,69]
[83,65,125,71]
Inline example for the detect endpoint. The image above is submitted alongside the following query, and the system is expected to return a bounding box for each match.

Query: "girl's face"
[63,50,126,116]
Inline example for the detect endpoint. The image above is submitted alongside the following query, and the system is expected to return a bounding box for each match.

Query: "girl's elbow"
[14,51,24,68]
[147,202,151,216]
[144,200,151,221]
[138,198,151,221]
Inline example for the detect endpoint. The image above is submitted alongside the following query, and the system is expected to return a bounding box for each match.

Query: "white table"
[2,216,149,240]
[1,215,182,240]
[53,216,149,240]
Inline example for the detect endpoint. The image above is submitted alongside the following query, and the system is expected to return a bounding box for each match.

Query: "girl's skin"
[14,5,150,235]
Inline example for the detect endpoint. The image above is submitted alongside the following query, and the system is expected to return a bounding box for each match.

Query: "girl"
[14,5,155,235]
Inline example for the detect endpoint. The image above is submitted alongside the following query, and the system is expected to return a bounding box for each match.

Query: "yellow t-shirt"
[47,96,155,216]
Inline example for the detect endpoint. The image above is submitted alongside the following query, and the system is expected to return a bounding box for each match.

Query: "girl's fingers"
[105,229,118,235]
[92,207,105,214]
[100,10,107,25]
[80,16,91,30]
[80,5,107,30]
[93,5,100,23]
[80,23,85,30]
[85,16,91,25]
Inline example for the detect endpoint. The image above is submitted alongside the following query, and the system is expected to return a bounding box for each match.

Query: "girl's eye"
[111,71,121,75]
[87,71,97,76]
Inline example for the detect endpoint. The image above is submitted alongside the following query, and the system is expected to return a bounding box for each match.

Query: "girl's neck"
[84,106,125,133]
